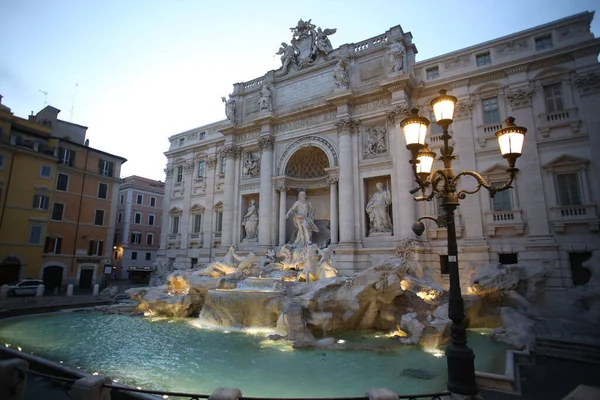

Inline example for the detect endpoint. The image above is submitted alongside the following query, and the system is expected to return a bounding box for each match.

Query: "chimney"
[29,111,36,122]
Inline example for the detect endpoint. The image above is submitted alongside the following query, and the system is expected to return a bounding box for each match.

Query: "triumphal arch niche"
[173,17,417,273]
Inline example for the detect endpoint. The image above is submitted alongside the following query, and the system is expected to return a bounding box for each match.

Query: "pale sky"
[1,0,598,181]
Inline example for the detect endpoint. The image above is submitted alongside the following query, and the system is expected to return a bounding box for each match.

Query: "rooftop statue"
[221,94,236,123]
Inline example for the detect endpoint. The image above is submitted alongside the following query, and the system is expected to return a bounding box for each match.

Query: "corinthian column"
[335,118,360,244]
[219,144,241,247]
[258,135,275,246]
[386,105,414,238]
[277,185,289,245]
[328,175,339,244]
[202,155,218,250]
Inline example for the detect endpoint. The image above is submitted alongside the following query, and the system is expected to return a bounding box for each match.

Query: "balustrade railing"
[353,34,388,53]
[244,77,264,90]
[550,204,596,220]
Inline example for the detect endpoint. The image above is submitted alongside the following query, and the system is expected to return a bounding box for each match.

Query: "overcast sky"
[1,0,598,181]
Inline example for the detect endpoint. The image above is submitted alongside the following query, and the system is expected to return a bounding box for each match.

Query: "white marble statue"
[233,252,256,279]
[194,245,242,277]
[242,199,259,240]
[276,42,296,72]
[221,95,236,123]
[286,191,319,246]
[366,182,393,235]
[313,27,336,56]
[298,243,319,283]
[317,247,338,279]
[388,41,406,73]
[333,58,349,90]
[259,84,272,111]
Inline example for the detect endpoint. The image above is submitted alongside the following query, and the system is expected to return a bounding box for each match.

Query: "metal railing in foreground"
[27,369,449,400]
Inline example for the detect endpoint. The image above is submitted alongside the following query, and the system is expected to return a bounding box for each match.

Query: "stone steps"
[535,337,600,365]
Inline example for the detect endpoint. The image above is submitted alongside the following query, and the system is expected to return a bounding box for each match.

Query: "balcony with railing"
[476,122,503,148]
[537,108,581,137]
[549,204,599,233]
[189,232,204,247]
[484,209,526,236]
[9,135,57,156]
[167,233,181,248]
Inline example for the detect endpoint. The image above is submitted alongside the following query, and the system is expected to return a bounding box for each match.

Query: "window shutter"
[97,240,104,256]
[44,237,51,253]
[33,195,38,208]
[98,159,103,173]
[108,162,114,177]
[56,237,62,254]
[131,233,135,243]
[69,150,74,167]
[88,240,94,255]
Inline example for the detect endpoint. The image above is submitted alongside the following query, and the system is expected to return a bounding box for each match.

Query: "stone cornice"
[536,134,589,149]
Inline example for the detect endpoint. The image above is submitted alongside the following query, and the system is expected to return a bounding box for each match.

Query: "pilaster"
[202,155,218,253]
[258,134,275,246]
[335,117,360,244]
[219,144,241,247]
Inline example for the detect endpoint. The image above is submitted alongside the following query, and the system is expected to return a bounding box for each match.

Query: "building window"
[145,252,152,261]
[44,236,62,254]
[87,240,104,256]
[131,232,141,244]
[99,159,114,177]
[98,183,108,199]
[429,112,443,135]
[193,214,202,233]
[426,66,440,80]
[535,35,553,51]
[0,153,5,169]
[215,211,223,233]
[146,233,154,246]
[439,255,449,275]
[179,138,185,147]
[191,258,198,268]
[569,252,592,286]
[499,253,518,265]
[120,194,124,204]
[132,251,138,260]
[556,173,582,206]
[51,203,64,221]
[543,83,564,113]
[59,148,74,166]
[134,212,142,224]
[94,210,105,225]
[136,194,143,204]
[33,194,50,210]
[56,173,69,191]
[197,161,205,178]
[40,164,52,178]
[150,197,156,207]
[176,166,183,182]
[117,212,123,223]
[28,224,43,245]
[482,97,501,124]
[148,214,155,226]
[220,158,226,175]
[172,216,180,234]
[476,52,491,67]
[491,182,512,211]
[114,232,120,245]
[199,132,206,140]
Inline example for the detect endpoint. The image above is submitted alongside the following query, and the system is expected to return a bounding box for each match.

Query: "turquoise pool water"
[0,312,506,398]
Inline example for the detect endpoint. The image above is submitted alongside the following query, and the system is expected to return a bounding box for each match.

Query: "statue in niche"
[259,84,272,111]
[276,42,297,72]
[243,152,260,177]
[242,199,259,240]
[366,182,393,235]
[221,94,236,123]
[333,57,349,90]
[388,41,406,73]
[364,126,387,157]
[286,191,319,247]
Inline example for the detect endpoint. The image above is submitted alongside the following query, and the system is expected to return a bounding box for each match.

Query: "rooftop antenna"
[39,90,48,108]
[69,83,78,122]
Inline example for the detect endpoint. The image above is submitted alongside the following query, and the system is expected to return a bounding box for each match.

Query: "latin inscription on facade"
[273,112,336,134]
[276,72,334,106]
[353,98,391,115]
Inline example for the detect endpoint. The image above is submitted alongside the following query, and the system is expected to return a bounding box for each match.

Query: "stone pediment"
[190,204,205,213]
[214,201,223,208]
[169,206,182,214]
[542,154,589,169]
[481,163,509,175]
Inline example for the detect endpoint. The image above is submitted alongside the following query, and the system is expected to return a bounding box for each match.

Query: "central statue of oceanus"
[285,191,319,246]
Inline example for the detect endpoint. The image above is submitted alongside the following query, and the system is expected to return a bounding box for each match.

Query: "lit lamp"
[399,88,527,397]
[496,117,527,169]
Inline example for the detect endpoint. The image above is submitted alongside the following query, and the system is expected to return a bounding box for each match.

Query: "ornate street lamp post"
[400,90,527,396]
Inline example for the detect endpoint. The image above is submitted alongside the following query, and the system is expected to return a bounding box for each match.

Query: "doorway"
[79,268,93,289]
[0,256,21,285]
[43,266,64,292]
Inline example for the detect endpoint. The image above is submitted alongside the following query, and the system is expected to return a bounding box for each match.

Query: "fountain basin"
[0,312,508,397]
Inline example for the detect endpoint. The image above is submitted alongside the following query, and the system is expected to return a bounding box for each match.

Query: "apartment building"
[114,175,164,281]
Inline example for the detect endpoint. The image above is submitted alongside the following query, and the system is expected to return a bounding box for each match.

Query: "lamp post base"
[446,336,478,395]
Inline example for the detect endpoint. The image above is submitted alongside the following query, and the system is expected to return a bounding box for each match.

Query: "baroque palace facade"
[160,12,600,304]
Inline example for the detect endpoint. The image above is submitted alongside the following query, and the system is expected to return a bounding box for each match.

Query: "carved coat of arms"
[276,19,336,74]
